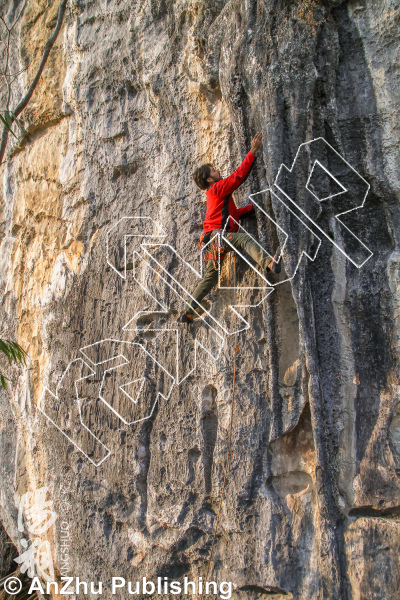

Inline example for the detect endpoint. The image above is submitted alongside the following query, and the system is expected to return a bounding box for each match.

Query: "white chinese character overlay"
[16,486,57,581]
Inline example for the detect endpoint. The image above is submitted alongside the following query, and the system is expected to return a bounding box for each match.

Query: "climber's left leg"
[178,259,219,323]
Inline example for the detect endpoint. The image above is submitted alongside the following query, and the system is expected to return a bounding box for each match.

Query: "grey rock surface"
[0,0,399,599]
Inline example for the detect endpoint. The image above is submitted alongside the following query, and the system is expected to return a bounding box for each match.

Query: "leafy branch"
[0,338,27,388]
[0,0,68,165]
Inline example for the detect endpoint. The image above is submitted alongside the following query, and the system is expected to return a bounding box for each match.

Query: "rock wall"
[0,0,399,599]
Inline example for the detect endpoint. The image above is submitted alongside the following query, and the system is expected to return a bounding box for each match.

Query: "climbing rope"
[200,254,239,599]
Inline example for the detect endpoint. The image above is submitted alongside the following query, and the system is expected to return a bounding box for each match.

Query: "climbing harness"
[200,255,239,598]
[199,229,228,270]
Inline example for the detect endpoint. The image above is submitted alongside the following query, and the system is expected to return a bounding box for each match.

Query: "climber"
[178,132,281,324]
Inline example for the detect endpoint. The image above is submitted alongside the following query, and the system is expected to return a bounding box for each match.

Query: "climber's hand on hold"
[250,131,262,153]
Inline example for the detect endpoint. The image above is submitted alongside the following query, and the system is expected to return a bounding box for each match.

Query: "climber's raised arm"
[211,132,263,198]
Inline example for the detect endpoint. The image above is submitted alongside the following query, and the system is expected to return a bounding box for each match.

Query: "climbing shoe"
[267,247,281,274]
[193,300,211,317]
[177,311,194,324]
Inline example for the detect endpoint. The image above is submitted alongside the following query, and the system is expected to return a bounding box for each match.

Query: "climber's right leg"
[225,231,281,273]
[178,260,219,323]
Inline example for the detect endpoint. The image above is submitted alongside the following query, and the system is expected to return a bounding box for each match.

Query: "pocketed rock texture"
[0,1,399,599]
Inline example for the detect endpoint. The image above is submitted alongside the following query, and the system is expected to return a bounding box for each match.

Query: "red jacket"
[203,152,256,233]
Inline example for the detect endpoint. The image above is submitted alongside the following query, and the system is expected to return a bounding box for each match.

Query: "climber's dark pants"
[186,231,271,314]
[186,260,220,314]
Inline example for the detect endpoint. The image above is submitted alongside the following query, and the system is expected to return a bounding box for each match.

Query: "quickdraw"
[199,229,227,269]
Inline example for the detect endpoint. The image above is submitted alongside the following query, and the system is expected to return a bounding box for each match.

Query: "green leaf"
[10,112,27,135]
[9,341,27,365]
[0,340,12,363]
[4,111,12,126]
[0,339,27,392]
[0,339,27,366]
[0,112,18,138]
[6,343,17,362]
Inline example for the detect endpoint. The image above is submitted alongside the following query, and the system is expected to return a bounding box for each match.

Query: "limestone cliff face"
[0,0,399,599]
